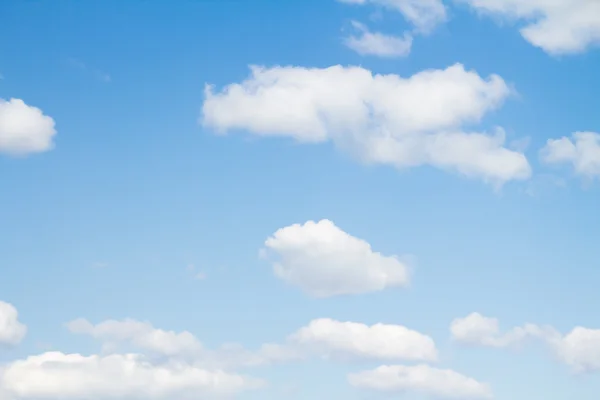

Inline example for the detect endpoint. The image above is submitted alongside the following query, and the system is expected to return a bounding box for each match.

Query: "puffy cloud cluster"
[202,64,531,185]
[1,299,492,399]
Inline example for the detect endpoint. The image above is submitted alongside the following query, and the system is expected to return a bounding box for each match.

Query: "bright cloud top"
[450,312,600,373]
[540,131,600,179]
[348,364,492,399]
[0,352,263,400]
[290,318,437,362]
[455,0,600,55]
[337,0,447,33]
[344,21,413,57]
[202,64,531,184]
[0,301,27,347]
[262,219,409,297]
[0,98,56,155]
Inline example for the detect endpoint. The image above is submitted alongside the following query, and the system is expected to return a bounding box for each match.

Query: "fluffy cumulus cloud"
[337,0,447,33]
[0,98,56,155]
[289,318,437,362]
[261,219,409,297]
[455,0,600,55]
[0,352,263,400]
[540,132,600,179]
[344,21,413,57]
[202,64,531,184]
[0,301,27,347]
[348,364,492,399]
[450,312,600,373]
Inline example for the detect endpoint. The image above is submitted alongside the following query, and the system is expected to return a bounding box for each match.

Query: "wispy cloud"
[186,264,207,281]
[67,58,111,83]
[344,21,413,58]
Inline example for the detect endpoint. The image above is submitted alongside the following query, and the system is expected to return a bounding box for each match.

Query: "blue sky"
[1,0,600,399]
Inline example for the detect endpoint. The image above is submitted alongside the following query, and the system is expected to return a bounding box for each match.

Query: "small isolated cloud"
[344,21,413,57]
[540,131,600,179]
[0,301,27,347]
[348,364,493,399]
[202,63,531,185]
[0,98,56,156]
[455,0,600,55]
[261,219,409,297]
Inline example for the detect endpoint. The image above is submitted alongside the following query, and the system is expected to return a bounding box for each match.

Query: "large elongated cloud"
[0,352,263,400]
[262,219,409,297]
[450,312,600,373]
[202,64,531,184]
[455,0,600,55]
[0,301,27,347]
[0,98,56,155]
[348,364,492,399]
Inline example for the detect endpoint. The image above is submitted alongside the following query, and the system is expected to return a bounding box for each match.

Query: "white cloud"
[552,327,600,372]
[67,318,300,370]
[348,364,493,399]
[0,301,27,347]
[344,21,413,57]
[289,318,437,362]
[67,318,204,357]
[450,313,600,373]
[337,0,447,33]
[0,99,56,155]
[68,316,436,368]
[262,219,409,297]
[0,352,263,400]
[202,64,531,185]
[455,0,600,55]
[450,312,549,347]
[540,132,600,179]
